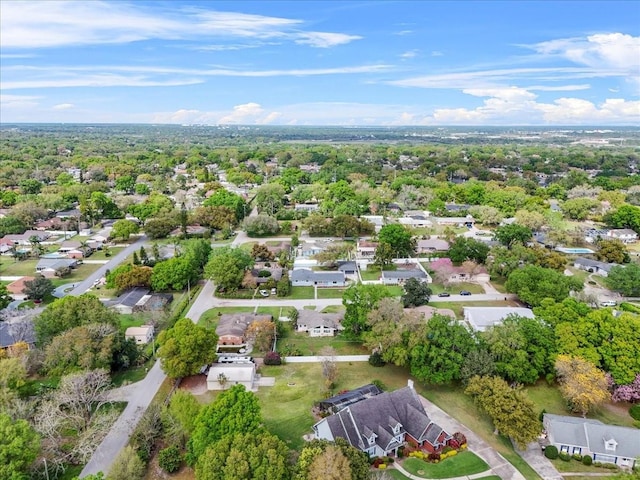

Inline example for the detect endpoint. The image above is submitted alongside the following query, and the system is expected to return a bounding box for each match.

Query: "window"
[561,446,570,453]
[572,447,581,455]
[605,440,617,452]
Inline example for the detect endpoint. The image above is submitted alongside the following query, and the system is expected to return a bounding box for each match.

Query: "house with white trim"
[606,229,638,244]
[543,414,640,469]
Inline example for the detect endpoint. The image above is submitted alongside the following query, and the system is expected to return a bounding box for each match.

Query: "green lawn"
[427,282,485,295]
[418,384,542,479]
[321,305,345,314]
[288,286,315,299]
[239,241,258,252]
[474,476,501,480]
[0,259,38,276]
[277,331,368,356]
[119,314,146,330]
[524,382,635,428]
[386,285,404,296]
[402,452,489,478]
[360,267,382,281]
[550,458,620,474]
[256,306,294,318]
[111,357,155,386]
[317,287,347,299]
[256,363,413,450]
[429,300,520,318]
[198,306,255,329]
[50,262,104,286]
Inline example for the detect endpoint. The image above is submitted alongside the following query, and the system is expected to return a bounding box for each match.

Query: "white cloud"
[53,103,74,110]
[0,94,40,108]
[431,51,443,57]
[400,50,419,59]
[526,84,591,92]
[2,64,391,90]
[530,33,640,71]
[0,1,360,49]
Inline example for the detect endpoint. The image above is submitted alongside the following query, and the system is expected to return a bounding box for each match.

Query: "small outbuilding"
[125,325,155,345]
[206,363,256,391]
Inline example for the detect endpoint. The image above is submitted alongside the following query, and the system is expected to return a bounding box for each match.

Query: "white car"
[259,289,269,297]
[600,300,617,307]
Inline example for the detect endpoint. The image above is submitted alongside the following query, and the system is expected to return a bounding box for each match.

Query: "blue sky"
[1,0,639,125]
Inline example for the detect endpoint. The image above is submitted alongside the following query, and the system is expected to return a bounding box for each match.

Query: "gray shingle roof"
[574,257,618,272]
[291,268,345,283]
[381,269,427,280]
[545,414,640,459]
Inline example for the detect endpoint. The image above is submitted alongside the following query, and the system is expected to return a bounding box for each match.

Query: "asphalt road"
[69,235,148,297]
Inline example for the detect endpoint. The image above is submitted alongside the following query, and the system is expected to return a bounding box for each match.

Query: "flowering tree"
[611,374,640,403]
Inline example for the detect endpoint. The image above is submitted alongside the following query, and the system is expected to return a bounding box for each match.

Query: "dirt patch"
[179,375,207,395]
[602,400,632,418]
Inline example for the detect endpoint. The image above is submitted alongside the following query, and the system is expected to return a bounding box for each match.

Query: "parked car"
[460,290,472,296]
[600,300,616,307]
[438,292,451,297]
[271,288,277,295]
[259,289,269,297]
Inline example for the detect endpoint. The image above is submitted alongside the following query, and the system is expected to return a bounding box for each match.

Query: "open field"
[0,258,39,276]
[277,331,368,356]
[403,451,489,478]
[256,363,413,450]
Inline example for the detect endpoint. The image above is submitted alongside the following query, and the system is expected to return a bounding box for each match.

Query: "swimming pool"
[556,247,595,254]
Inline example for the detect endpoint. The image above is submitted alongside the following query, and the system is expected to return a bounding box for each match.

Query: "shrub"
[582,455,593,466]
[630,404,640,421]
[442,446,454,454]
[263,351,282,365]
[428,453,440,462]
[559,452,571,462]
[572,453,583,461]
[378,463,386,469]
[371,379,386,391]
[158,445,182,473]
[544,445,559,459]
[368,351,386,367]
[257,270,271,277]
[453,432,467,446]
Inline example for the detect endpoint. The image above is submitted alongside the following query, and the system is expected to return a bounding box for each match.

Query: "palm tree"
[29,235,42,258]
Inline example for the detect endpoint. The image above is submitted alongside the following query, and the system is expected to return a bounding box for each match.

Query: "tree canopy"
[505,265,583,306]
[157,318,218,379]
[377,224,415,258]
[0,413,40,480]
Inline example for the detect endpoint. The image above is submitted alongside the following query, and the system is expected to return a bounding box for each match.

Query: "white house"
[607,229,638,244]
[207,363,256,391]
[356,240,378,258]
[381,269,431,285]
[361,215,385,233]
[543,414,640,469]
[573,258,618,277]
[464,307,535,332]
[416,238,450,253]
[125,325,154,345]
[295,310,344,337]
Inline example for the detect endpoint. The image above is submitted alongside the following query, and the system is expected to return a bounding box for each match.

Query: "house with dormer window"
[313,380,450,457]
[543,414,640,468]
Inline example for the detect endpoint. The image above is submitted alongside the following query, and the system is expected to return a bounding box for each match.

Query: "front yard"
[429,300,521,318]
[402,451,489,478]
[276,331,367,356]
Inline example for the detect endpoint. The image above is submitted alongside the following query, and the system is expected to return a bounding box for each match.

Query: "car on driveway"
[437,292,451,297]
[600,300,616,307]
[460,290,472,296]
[259,289,269,297]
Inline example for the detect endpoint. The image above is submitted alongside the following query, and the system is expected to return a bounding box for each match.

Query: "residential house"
[265,241,291,257]
[291,269,346,287]
[169,225,209,237]
[356,240,378,258]
[464,307,535,332]
[434,216,474,227]
[361,215,386,233]
[298,240,332,258]
[4,230,50,247]
[313,380,450,457]
[125,325,155,345]
[337,261,357,275]
[429,258,490,283]
[207,363,257,391]
[607,229,638,244]
[35,258,78,278]
[399,214,433,229]
[251,266,284,285]
[381,269,431,285]
[294,202,320,212]
[56,208,81,219]
[0,321,36,351]
[444,204,470,213]
[295,309,344,337]
[216,313,272,346]
[416,238,450,253]
[106,287,151,315]
[573,258,618,277]
[6,276,36,298]
[543,414,640,469]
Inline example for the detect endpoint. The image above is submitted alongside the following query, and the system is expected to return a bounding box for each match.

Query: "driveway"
[418,395,526,480]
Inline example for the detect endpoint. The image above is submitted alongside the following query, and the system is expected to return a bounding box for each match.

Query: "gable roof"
[36,258,77,270]
[417,238,450,251]
[0,322,36,349]
[573,257,618,272]
[291,268,345,283]
[297,309,344,330]
[319,385,447,452]
[544,414,640,459]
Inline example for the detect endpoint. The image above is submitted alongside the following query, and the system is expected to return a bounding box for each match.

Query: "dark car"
[438,292,451,297]
[460,290,472,296]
